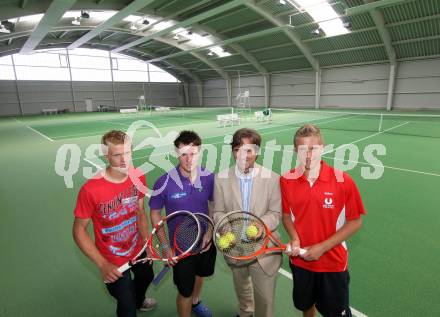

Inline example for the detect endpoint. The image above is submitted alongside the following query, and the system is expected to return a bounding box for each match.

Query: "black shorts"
[173,243,217,297]
[290,263,351,317]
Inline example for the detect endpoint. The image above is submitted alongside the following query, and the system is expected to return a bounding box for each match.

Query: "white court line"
[331,121,410,151]
[53,130,117,140]
[26,126,54,142]
[322,155,440,177]
[126,115,383,162]
[127,115,364,163]
[259,144,440,178]
[249,115,357,139]
[50,114,226,139]
[84,116,409,169]
[51,112,355,141]
[116,119,440,178]
[101,120,133,128]
[278,268,368,317]
[16,119,54,142]
[262,120,439,177]
[130,114,358,158]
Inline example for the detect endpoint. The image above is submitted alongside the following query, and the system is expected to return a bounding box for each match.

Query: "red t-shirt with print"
[74,170,146,266]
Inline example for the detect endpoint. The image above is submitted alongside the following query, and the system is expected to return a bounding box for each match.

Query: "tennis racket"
[152,212,214,285]
[117,210,201,273]
[213,211,305,260]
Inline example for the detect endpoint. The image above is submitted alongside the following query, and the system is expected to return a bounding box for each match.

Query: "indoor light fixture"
[210,46,231,58]
[0,24,10,34]
[71,17,80,26]
[342,21,352,29]
[0,20,14,33]
[81,11,90,19]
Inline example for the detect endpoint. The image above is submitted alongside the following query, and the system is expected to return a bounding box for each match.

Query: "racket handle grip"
[117,263,131,273]
[152,266,171,286]
[285,244,307,256]
[103,262,130,284]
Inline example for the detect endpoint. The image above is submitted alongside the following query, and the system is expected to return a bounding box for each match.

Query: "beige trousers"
[230,261,279,317]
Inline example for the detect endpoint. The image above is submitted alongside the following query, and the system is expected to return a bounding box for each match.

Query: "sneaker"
[138,297,157,312]
[192,301,212,317]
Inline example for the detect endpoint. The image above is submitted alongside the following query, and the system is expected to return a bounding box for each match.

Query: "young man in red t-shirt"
[73,130,156,317]
[280,124,366,317]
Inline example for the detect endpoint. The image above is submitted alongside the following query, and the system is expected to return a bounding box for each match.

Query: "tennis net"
[150,106,233,121]
[268,108,440,139]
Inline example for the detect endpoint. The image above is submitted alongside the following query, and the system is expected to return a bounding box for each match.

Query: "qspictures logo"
[54,119,387,196]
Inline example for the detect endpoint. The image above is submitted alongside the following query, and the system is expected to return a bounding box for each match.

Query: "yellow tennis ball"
[246,225,259,239]
[224,232,236,244]
[217,236,231,250]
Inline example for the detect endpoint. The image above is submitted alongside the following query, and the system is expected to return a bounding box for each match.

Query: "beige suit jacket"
[213,163,282,276]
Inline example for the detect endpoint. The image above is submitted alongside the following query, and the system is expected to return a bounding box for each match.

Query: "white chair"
[254,111,264,121]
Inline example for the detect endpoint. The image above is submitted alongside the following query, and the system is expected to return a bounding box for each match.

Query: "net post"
[379,114,383,132]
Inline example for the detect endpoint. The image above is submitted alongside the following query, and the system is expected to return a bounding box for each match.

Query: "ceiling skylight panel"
[288,0,349,37]
[210,46,231,58]
[89,11,117,20]
[171,28,213,46]
[187,33,213,46]
[19,14,44,23]
[63,11,117,20]
[123,15,140,23]
[152,20,174,32]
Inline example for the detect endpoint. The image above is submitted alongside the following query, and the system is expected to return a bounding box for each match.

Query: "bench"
[254,111,264,121]
[154,106,171,112]
[42,108,59,115]
[97,105,109,112]
[42,108,69,115]
[254,109,272,122]
[119,107,138,114]
[217,113,240,127]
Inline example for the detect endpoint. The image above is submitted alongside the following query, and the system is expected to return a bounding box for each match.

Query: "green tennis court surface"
[1,107,439,316]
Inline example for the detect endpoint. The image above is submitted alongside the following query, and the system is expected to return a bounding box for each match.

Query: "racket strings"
[191,214,214,253]
[216,214,267,258]
[173,215,200,255]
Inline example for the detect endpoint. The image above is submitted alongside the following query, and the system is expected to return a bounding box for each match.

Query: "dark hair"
[174,130,202,148]
[230,128,261,149]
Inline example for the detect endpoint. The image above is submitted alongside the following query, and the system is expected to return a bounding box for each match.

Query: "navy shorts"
[290,263,352,317]
[173,243,216,297]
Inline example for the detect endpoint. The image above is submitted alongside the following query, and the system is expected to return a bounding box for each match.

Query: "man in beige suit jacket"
[213,128,282,317]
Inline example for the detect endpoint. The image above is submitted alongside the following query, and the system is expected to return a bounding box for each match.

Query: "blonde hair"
[101,130,130,147]
[293,124,324,148]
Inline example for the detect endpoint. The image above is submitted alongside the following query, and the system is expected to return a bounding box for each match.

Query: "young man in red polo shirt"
[280,124,366,317]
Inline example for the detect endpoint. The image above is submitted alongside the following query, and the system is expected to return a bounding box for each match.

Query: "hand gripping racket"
[213,211,305,260]
[152,212,214,285]
[117,210,201,273]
